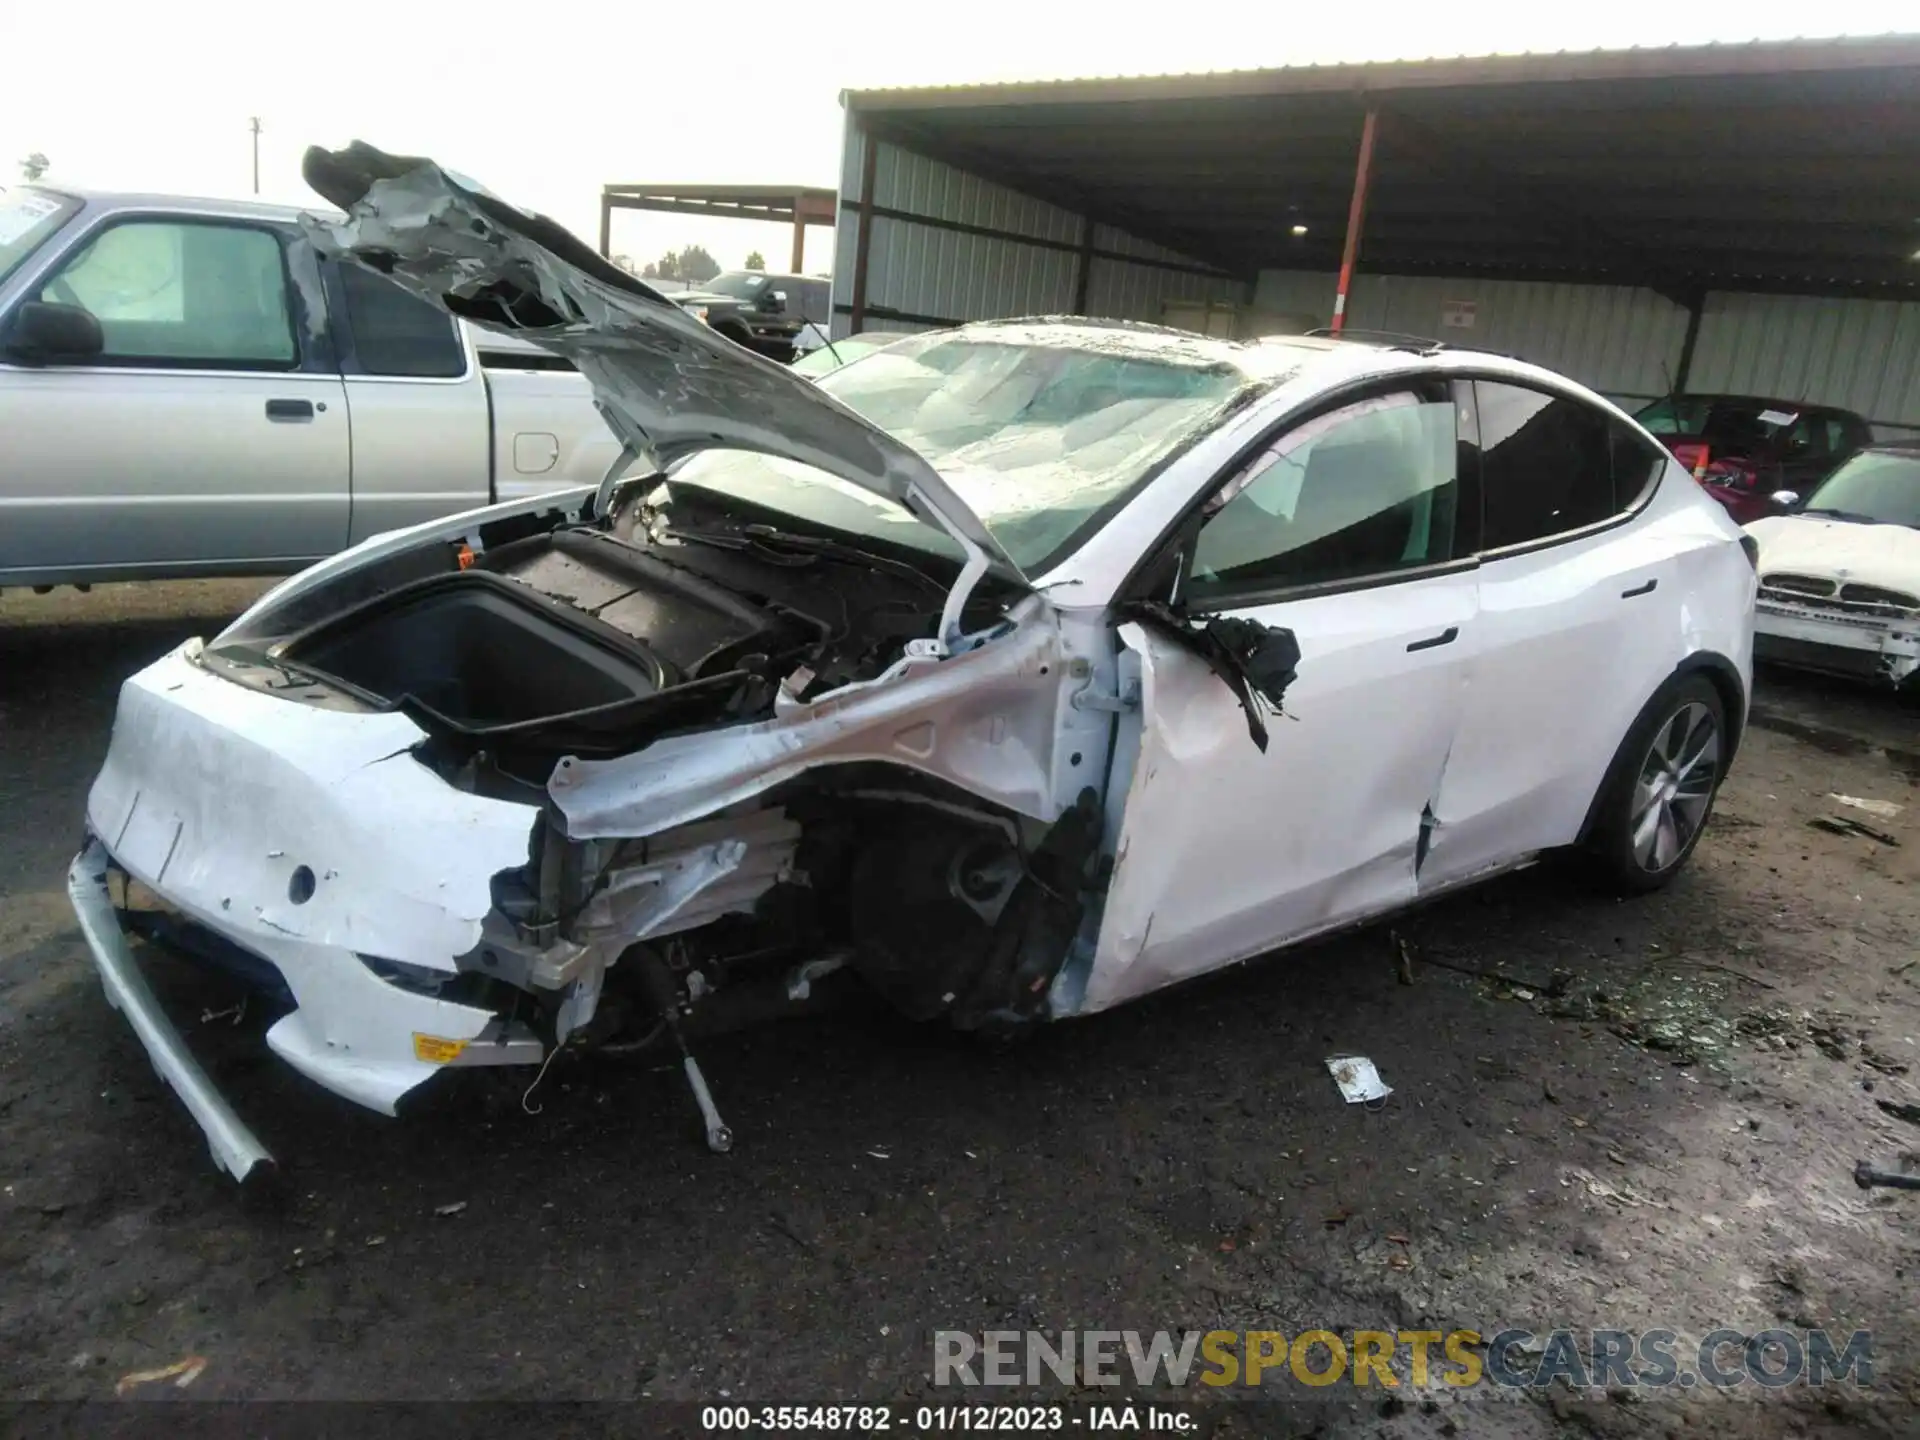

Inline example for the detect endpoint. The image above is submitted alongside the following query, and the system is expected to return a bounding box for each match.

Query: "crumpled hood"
[1745,514,1920,593]
[299,142,1018,577]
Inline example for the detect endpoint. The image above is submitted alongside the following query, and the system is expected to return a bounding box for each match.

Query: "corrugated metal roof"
[844,34,1920,105]
[842,36,1920,294]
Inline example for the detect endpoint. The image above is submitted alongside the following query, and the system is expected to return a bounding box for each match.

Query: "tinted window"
[1476,382,1614,549]
[1188,389,1459,597]
[39,220,294,367]
[1610,419,1669,511]
[336,263,464,377]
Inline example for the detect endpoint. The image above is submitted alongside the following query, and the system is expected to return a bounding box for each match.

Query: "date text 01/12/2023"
[699,1404,1197,1432]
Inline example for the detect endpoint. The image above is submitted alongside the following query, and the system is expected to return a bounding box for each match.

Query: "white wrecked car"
[1745,443,1920,688]
[71,143,1757,1181]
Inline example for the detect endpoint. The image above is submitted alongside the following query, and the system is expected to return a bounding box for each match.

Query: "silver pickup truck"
[0,185,619,590]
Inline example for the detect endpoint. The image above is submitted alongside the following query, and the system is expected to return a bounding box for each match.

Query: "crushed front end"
[71,484,1119,1179]
[1753,577,1920,688]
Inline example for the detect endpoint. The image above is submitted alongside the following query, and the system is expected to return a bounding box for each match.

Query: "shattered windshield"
[1800,451,1920,528]
[0,187,79,288]
[663,330,1253,573]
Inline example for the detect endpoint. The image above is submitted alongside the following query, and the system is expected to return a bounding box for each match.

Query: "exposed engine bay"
[152,476,1115,1156]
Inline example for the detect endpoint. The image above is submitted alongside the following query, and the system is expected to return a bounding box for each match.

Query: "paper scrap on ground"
[1831,794,1903,819]
[1326,1055,1392,1104]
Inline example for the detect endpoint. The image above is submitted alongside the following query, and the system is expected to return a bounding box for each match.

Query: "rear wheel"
[1586,676,1727,893]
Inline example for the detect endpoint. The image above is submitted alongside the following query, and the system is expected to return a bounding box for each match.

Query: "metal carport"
[833,36,1920,432]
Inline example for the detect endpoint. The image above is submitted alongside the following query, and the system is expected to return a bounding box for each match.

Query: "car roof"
[1660,392,1863,419]
[22,183,319,225]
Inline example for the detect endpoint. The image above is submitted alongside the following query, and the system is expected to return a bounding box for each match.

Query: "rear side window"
[1475,382,1616,549]
[1188,387,1460,598]
[335,263,464,378]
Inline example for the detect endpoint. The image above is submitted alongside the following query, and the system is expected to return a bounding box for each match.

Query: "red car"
[1634,394,1874,525]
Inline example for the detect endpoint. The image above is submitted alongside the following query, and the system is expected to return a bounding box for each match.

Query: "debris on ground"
[1809,815,1900,846]
[432,1201,467,1218]
[1878,1099,1920,1127]
[1830,793,1903,819]
[1326,1055,1392,1104]
[114,1355,207,1395]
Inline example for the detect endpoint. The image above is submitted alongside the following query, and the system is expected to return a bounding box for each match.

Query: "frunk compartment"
[278,570,666,730]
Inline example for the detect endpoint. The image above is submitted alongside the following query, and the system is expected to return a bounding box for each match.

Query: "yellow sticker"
[412,1034,467,1064]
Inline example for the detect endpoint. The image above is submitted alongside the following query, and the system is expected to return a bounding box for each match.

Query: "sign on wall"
[1440,299,1478,330]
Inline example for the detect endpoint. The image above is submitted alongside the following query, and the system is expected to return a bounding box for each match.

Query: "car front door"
[1083,380,1481,1013]
[1417,380,1678,888]
[0,214,348,580]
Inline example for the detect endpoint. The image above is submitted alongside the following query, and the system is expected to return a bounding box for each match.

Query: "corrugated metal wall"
[832,125,1920,434]
[832,131,1243,335]
[1689,292,1920,435]
[1254,269,1690,404]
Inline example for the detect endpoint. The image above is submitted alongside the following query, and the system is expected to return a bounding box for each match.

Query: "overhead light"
[1291,223,1309,237]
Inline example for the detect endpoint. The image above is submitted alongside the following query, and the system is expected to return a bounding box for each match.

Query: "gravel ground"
[2,580,1918,1437]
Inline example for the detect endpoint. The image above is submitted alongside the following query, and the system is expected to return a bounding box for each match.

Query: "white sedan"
[1745,443,1920,688]
[69,143,1758,1181]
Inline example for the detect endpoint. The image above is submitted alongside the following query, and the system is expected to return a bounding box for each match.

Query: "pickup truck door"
[0,212,349,580]
[321,261,492,542]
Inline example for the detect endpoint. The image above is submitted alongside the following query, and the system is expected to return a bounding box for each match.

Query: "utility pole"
[249,116,262,195]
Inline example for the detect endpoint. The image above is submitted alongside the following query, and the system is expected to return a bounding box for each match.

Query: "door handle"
[1621,578,1658,599]
[1406,626,1459,653]
[264,398,314,422]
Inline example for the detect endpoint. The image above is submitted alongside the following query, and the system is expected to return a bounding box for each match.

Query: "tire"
[1585,674,1728,893]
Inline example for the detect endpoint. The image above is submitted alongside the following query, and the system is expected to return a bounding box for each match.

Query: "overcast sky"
[3,1,1913,275]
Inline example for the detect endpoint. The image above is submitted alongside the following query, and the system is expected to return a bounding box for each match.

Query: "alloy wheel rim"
[1629,701,1720,872]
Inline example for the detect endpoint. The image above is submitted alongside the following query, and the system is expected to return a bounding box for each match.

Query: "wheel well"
[1573,652,1746,846]
[1670,650,1748,762]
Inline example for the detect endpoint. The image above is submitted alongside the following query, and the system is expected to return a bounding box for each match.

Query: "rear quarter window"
[1476,382,1615,549]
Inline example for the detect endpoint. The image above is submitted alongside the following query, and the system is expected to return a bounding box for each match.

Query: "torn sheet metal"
[1118,600,1300,751]
[1326,1055,1393,1104]
[298,142,1022,582]
[551,598,1103,839]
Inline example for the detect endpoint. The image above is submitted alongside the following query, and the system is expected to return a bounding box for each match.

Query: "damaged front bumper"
[1754,598,1920,687]
[73,642,553,1170]
[68,841,275,1182]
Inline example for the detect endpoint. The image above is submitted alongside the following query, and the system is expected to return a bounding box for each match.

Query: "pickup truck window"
[37,219,296,369]
[0,188,79,287]
[336,262,465,378]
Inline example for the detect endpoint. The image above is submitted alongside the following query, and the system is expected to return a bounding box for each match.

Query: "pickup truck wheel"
[1585,675,1727,894]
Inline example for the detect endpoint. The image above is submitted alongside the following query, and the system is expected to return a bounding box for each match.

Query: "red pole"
[1330,108,1378,335]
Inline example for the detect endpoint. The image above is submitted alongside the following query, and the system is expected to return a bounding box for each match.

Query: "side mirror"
[3,300,104,364]
[758,288,787,314]
[1770,489,1801,510]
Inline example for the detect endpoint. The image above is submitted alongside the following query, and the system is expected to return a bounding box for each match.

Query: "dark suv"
[675,271,828,363]
[1634,393,1873,525]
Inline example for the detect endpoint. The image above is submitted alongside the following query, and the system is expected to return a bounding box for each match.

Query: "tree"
[641,261,660,278]
[744,250,766,271]
[19,152,49,181]
[610,253,636,274]
[647,244,722,284]
[676,244,720,283]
